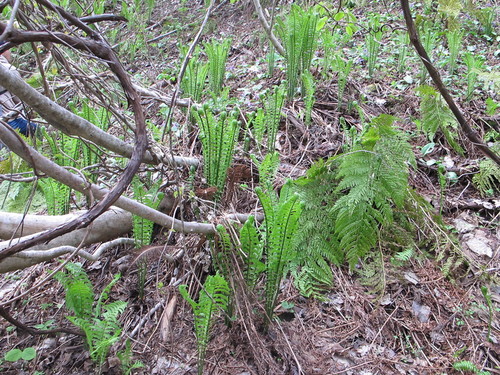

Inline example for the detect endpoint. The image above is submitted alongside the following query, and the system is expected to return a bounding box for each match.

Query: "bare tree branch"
[400,0,500,166]
[252,0,285,56]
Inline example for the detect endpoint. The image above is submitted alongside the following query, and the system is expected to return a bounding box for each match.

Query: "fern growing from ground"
[416,85,465,155]
[180,45,208,103]
[256,183,304,321]
[56,264,127,370]
[473,145,499,197]
[333,114,415,268]
[204,39,231,97]
[179,273,230,375]
[193,105,240,199]
[277,4,321,98]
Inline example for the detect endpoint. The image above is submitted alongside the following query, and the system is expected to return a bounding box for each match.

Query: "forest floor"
[0,0,499,374]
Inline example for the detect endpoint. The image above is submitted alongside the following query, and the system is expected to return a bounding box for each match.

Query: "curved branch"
[400,0,500,166]
[252,0,285,56]
[0,30,197,168]
[0,11,148,258]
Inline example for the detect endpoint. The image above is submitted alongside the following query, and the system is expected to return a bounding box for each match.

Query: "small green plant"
[263,85,286,151]
[131,177,164,248]
[446,29,462,74]
[256,182,303,322]
[332,114,415,268]
[453,360,491,375]
[38,177,71,215]
[463,52,484,100]
[473,156,499,197]
[332,54,353,109]
[179,273,230,375]
[396,31,410,73]
[117,340,144,375]
[204,39,231,96]
[192,105,240,199]
[239,215,264,290]
[277,4,322,97]
[56,263,127,370]
[4,347,36,362]
[180,45,208,103]
[416,85,464,155]
[302,70,315,126]
[365,13,383,78]
[481,286,494,342]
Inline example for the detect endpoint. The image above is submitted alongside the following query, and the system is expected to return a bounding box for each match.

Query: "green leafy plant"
[180,45,208,103]
[332,114,415,268]
[239,215,264,290]
[365,13,383,78]
[288,160,340,298]
[463,52,484,100]
[416,85,464,155]
[4,347,36,362]
[481,286,494,342]
[131,177,163,248]
[446,29,462,74]
[302,70,315,126]
[117,340,144,375]
[332,53,353,109]
[263,85,286,151]
[204,39,231,96]
[472,157,499,197]
[256,183,303,321]
[179,273,230,375]
[277,4,322,97]
[453,360,491,375]
[56,263,127,370]
[396,31,410,73]
[192,105,240,198]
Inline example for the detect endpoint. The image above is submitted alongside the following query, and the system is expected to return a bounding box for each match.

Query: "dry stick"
[400,0,500,166]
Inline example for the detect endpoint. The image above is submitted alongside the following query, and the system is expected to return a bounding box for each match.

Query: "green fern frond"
[55,262,94,318]
[333,115,414,269]
[132,178,163,247]
[204,39,231,96]
[302,71,315,126]
[258,186,304,319]
[179,273,230,375]
[264,85,286,151]
[356,249,386,298]
[473,158,499,196]
[293,257,333,298]
[193,106,240,199]
[417,85,464,155]
[239,216,264,290]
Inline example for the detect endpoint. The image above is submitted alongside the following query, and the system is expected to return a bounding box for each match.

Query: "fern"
[257,184,304,320]
[302,70,315,126]
[55,262,94,318]
[56,264,127,368]
[179,274,230,375]
[38,177,71,215]
[277,4,320,97]
[333,115,415,269]
[289,159,341,298]
[356,249,386,298]
[333,54,353,109]
[473,157,500,196]
[131,177,163,248]
[417,85,464,155]
[193,105,240,199]
[239,216,264,290]
[264,85,286,151]
[204,39,231,97]
[180,45,208,103]
[453,360,490,375]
